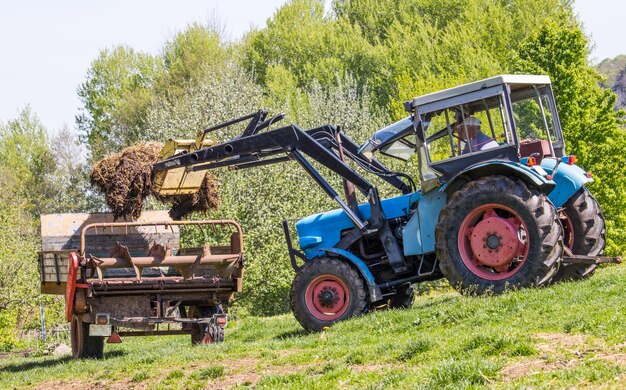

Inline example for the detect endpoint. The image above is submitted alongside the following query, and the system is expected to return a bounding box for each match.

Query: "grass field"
[1,265,625,389]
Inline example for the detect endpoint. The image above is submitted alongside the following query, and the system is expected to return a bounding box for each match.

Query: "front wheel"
[436,176,562,294]
[290,257,368,332]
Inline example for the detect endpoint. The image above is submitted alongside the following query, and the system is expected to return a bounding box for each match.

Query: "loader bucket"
[153,136,215,196]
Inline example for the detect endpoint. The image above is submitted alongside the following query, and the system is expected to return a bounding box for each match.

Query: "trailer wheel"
[388,283,415,309]
[554,188,606,281]
[190,306,225,345]
[70,315,104,359]
[291,257,368,332]
[436,176,562,294]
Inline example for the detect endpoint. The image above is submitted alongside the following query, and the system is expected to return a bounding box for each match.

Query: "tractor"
[152,74,618,332]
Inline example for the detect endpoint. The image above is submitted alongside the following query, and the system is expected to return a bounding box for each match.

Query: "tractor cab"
[361,75,566,190]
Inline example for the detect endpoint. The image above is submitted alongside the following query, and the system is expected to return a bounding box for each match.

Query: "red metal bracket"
[65,252,87,322]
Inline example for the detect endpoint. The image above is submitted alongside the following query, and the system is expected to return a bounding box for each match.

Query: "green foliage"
[515,23,626,254]
[0,108,94,351]
[242,0,571,116]
[77,45,161,160]
[0,107,57,216]
[0,310,22,352]
[159,23,229,99]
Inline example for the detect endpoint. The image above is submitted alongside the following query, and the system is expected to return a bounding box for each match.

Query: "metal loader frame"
[153,111,416,283]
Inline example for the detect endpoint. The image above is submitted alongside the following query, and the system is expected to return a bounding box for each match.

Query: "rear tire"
[70,315,104,359]
[554,188,606,281]
[290,257,368,332]
[436,176,562,294]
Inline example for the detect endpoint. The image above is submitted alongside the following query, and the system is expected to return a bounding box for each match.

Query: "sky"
[0,0,623,135]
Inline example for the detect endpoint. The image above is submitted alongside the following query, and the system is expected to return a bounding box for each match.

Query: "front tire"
[290,257,368,332]
[554,188,606,281]
[436,176,562,294]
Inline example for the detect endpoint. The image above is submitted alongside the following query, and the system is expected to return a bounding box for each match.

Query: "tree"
[0,107,58,216]
[77,45,161,160]
[515,23,626,254]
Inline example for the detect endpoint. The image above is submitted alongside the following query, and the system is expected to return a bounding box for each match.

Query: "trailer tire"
[291,257,368,332]
[554,188,606,281]
[437,175,562,294]
[190,306,225,344]
[70,315,104,359]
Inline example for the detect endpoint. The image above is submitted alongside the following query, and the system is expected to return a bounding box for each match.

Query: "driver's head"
[454,116,481,139]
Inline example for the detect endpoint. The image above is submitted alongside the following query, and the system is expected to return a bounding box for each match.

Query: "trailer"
[39,211,244,358]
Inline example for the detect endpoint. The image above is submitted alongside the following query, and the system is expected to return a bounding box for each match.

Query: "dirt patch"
[30,379,137,390]
[90,142,219,220]
[534,332,589,352]
[191,357,303,389]
[350,363,403,373]
[502,333,626,382]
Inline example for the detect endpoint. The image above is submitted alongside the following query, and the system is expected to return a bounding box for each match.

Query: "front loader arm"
[154,123,385,230]
[154,124,375,196]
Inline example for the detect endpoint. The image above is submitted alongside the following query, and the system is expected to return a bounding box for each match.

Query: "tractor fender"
[440,161,556,196]
[540,158,593,208]
[318,247,383,302]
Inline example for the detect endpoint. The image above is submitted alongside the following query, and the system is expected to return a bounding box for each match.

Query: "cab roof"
[404,74,552,112]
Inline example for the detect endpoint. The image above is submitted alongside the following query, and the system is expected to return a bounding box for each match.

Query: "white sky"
[0,0,622,134]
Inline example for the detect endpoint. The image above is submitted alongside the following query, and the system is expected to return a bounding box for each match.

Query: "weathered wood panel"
[40,211,180,254]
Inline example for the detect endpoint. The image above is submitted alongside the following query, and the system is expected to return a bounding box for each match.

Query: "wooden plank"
[40,211,179,252]
[41,282,66,295]
[42,233,180,252]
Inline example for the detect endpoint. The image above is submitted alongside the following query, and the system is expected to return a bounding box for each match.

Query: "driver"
[454,116,498,154]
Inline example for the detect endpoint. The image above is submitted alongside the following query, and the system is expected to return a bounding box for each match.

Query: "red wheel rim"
[304,274,350,321]
[560,211,575,249]
[458,203,530,281]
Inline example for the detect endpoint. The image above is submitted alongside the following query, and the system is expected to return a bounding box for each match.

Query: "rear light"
[561,155,578,165]
[216,316,227,326]
[585,172,593,178]
[520,157,536,167]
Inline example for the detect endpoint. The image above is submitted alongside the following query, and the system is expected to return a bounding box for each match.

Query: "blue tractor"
[153,75,617,332]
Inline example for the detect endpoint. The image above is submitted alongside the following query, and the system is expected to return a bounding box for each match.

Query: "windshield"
[359,116,415,161]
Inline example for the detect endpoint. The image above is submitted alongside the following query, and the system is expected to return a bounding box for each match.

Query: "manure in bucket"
[90,142,219,220]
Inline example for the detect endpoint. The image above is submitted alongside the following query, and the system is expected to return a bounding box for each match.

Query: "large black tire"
[290,257,368,332]
[388,283,415,309]
[554,188,606,281]
[70,315,104,359]
[436,176,562,294]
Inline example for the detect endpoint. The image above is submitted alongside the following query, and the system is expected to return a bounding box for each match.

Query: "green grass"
[1,266,626,389]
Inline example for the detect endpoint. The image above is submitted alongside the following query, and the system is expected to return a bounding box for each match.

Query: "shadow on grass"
[1,350,126,373]
[413,296,457,310]
[273,328,310,340]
